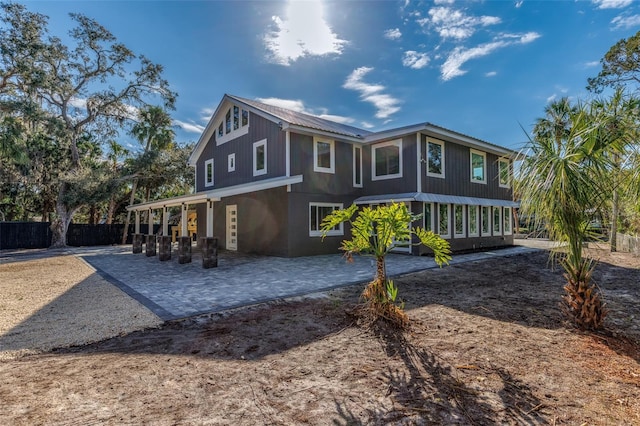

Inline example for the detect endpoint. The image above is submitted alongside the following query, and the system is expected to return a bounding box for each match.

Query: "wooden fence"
[0,222,160,250]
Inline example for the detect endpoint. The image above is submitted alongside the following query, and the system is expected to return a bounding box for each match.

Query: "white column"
[134,210,140,234]
[206,200,214,238]
[416,132,422,193]
[162,206,169,237]
[181,203,188,237]
[148,208,154,235]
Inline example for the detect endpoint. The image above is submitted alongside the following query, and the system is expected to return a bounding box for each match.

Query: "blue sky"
[22,0,640,151]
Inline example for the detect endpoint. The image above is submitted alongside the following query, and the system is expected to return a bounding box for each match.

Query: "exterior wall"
[194,112,286,192]
[421,134,512,200]
[361,134,418,196]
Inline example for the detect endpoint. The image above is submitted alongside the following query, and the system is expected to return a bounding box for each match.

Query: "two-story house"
[128,94,519,258]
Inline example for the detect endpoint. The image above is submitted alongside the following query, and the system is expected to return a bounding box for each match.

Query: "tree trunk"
[611,189,619,252]
[121,178,139,244]
[106,195,117,225]
[375,255,386,283]
[50,185,76,248]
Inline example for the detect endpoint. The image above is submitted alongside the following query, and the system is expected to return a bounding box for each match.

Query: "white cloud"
[440,32,540,80]
[343,67,401,119]
[384,28,402,40]
[257,97,355,124]
[593,0,633,9]
[611,14,640,29]
[173,119,205,134]
[485,71,497,77]
[200,107,215,122]
[361,121,375,129]
[402,51,430,69]
[425,7,501,40]
[264,0,346,66]
[584,60,600,68]
[546,94,557,103]
[434,0,455,4]
[515,1,524,8]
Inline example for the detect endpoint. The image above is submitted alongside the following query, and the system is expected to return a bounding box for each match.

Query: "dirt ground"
[0,247,638,425]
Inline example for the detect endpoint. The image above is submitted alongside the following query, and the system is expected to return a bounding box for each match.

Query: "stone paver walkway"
[74,243,541,321]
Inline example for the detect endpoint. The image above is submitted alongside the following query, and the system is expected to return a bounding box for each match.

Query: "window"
[228,153,235,172]
[423,202,434,232]
[204,158,214,187]
[427,138,445,178]
[253,139,267,176]
[216,105,250,145]
[493,206,502,235]
[353,145,362,187]
[372,139,402,180]
[313,137,335,173]
[499,158,510,188]
[468,205,479,237]
[438,203,450,239]
[481,206,491,236]
[503,207,512,235]
[470,149,486,184]
[454,204,465,238]
[309,203,343,237]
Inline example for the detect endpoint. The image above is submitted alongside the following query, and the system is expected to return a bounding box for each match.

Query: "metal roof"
[354,192,520,208]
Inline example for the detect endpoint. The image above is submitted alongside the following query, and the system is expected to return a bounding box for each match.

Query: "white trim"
[498,158,511,188]
[453,204,466,238]
[309,202,344,237]
[253,138,267,176]
[503,207,513,235]
[481,205,491,237]
[423,202,434,232]
[492,206,502,235]
[353,145,363,188]
[313,137,335,174]
[204,158,214,187]
[228,153,235,172]
[372,139,403,181]
[438,203,451,239]
[470,149,486,184]
[468,205,479,237]
[216,105,250,145]
[285,130,291,177]
[426,138,445,178]
[416,132,422,192]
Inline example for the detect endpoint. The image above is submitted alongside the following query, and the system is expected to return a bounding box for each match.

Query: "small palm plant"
[321,202,451,327]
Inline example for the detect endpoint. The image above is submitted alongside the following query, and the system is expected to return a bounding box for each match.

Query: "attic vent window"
[216,104,250,145]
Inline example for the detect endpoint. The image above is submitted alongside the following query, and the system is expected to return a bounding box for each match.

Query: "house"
[127,94,519,258]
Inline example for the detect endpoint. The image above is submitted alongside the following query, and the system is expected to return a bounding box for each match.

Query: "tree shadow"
[333,323,548,425]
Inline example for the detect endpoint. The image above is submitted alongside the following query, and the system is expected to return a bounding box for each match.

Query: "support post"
[135,210,140,234]
[132,233,143,254]
[201,237,218,268]
[206,199,214,238]
[178,236,192,264]
[158,235,172,261]
[162,206,169,238]
[181,203,188,237]
[146,208,156,256]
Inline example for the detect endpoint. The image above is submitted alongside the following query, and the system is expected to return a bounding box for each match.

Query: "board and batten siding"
[194,112,286,193]
[421,136,512,200]
[361,134,418,196]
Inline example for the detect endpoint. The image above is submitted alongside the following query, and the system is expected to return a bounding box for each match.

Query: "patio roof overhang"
[353,192,520,208]
[126,174,304,212]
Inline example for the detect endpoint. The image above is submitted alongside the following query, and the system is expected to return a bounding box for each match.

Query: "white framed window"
[470,149,486,184]
[499,158,510,188]
[228,153,235,172]
[353,145,362,188]
[481,206,491,236]
[454,204,466,238]
[438,203,450,239]
[372,139,402,181]
[204,158,214,187]
[493,206,502,235]
[313,137,335,174]
[426,138,445,178]
[468,205,479,237]
[253,139,267,176]
[503,207,513,235]
[216,105,250,145]
[423,202,434,232]
[309,202,343,237]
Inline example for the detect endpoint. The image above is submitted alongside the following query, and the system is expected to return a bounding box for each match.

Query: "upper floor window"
[253,139,267,176]
[216,104,250,145]
[499,158,510,188]
[228,153,236,172]
[313,137,335,174]
[205,158,214,187]
[353,145,362,187]
[372,139,402,181]
[309,202,343,237]
[470,149,486,184]
[427,138,445,178]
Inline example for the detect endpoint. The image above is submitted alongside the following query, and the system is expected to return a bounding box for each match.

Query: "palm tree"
[517,99,610,330]
[121,106,175,243]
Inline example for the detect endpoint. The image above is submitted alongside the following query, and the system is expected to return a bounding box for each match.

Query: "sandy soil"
[0,247,638,425]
